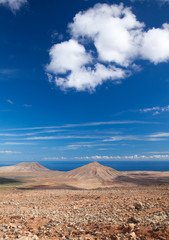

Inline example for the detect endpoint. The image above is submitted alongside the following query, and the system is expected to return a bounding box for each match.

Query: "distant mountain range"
[0,161,121,188]
[0,161,120,176]
[0,161,169,189]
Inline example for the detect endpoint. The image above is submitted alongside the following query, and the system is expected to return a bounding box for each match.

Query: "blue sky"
[0,0,169,163]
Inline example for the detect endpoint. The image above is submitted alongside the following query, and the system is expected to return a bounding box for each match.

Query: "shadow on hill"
[0,177,23,185]
[18,184,84,190]
[115,175,169,186]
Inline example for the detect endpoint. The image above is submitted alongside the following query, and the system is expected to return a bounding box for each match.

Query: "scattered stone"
[0,187,169,239]
[128,223,135,232]
[133,202,143,211]
[128,216,139,224]
[158,237,166,240]
[129,231,137,239]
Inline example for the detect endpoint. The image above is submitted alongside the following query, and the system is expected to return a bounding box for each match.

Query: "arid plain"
[0,162,169,240]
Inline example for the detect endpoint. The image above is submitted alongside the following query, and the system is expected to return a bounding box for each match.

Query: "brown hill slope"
[0,162,50,172]
[63,161,121,181]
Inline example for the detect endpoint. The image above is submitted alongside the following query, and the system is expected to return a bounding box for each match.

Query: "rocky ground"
[0,185,169,240]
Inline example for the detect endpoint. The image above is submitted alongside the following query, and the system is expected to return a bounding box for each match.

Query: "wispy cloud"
[0,150,21,154]
[103,134,168,142]
[65,143,115,150]
[139,105,169,115]
[1,120,156,132]
[25,135,104,141]
[147,151,169,154]
[61,120,153,128]
[0,122,166,146]
[0,0,27,12]
[0,68,17,76]
[103,135,141,142]
[7,99,14,105]
[0,129,69,137]
[25,136,58,140]
[44,157,67,160]
[3,142,34,145]
[51,31,64,42]
[7,133,167,143]
[16,132,169,142]
[148,132,169,138]
[23,104,32,108]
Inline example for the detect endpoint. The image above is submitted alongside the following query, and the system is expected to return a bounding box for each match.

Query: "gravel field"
[0,186,169,240]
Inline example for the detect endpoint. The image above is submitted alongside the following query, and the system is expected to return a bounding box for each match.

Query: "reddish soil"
[0,162,169,239]
[0,186,169,239]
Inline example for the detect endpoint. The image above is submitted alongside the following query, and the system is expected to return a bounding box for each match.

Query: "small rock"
[129,231,137,239]
[128,216,139,224]
[128,223,135,232]
[19,237,33,240]
[133,202,143,211]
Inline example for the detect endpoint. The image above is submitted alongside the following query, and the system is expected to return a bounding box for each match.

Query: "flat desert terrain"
[0,162,169,240]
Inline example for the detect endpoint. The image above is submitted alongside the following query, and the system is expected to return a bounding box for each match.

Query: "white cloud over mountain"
[47,3,169,91]
[45,154,169,161]
[0,0,27,11]
[74,154,169,160]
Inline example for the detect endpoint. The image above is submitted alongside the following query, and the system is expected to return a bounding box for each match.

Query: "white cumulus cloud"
[69,3,144,66]
[46,39,126,91]
[47,3,169,92]
[141,24,169,63]
[0,0,27,11]
[47,40,91,74]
